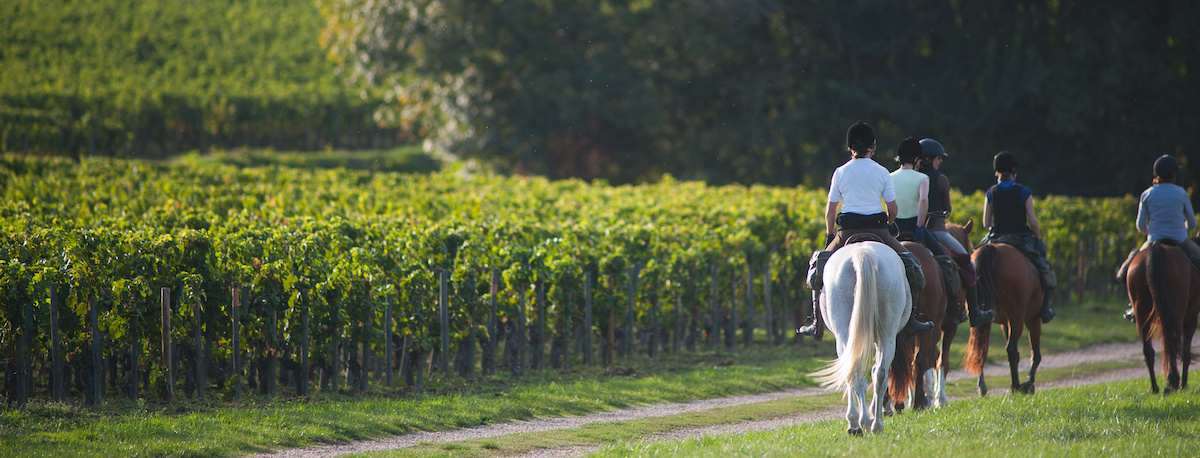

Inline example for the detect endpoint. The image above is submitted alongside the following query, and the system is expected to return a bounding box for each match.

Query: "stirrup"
[1123,305,1135,322]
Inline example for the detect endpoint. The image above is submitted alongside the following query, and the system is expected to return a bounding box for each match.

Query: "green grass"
[354,361,1148,457]
[591,374,1200,457]
[0,296,1143,457]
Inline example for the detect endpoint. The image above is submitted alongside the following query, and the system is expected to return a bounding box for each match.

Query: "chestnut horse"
[963,239,1044,395]
[1126,241,1200,394]
[895,240,947,410]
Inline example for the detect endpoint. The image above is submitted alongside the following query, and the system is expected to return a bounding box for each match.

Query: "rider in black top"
[980,151,1056,323]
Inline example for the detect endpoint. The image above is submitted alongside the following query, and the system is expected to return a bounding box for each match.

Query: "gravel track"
[256,342,1149,458]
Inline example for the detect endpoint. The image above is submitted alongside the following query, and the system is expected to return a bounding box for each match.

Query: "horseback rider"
[980,151,1057,323]
[798,122,935,340]
[1115,154,1200,321]
[917,138,995,327]
[896,139,995,327]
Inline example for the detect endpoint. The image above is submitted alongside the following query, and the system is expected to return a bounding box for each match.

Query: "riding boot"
[964,285,995,327]
[1040,293,1056,323]
[797,251,833,340]
[796,290,824,340]
[1115,248,1138,284]
[899,252,934,338]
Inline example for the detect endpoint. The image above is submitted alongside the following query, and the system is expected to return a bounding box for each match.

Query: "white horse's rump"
[809,242,911,435]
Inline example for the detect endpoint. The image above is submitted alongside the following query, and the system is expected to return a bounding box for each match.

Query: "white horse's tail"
[813,247,880,391]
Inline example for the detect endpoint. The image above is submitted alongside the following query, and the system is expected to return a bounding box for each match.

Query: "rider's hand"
[824,233,835,247]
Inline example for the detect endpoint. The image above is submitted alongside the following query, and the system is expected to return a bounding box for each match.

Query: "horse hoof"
[847,427,863,437]
[1164,386,1176,396]
[1018,382,1035,394]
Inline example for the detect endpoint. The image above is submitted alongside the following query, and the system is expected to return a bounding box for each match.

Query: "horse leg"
[846,373,865,436]
[1142,338,1160,394]
[1004,323,1026,394]
[933,366,948,408]
[869,343,894,434]
[1021,324,1042,394]
[1183,321,1195,390]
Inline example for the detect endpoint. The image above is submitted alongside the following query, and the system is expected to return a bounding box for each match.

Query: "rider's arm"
[982,197,993,229]
[825,200,839,237]
[939,175,952,216]
[1135,198,1149,236]
[917,178,929,227]
[1025,196,1041,239]
[886,200,898,226]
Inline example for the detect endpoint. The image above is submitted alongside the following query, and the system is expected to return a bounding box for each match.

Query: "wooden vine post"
[764,257,775,347]
[231,285,241,400]
[709,264,718,352]
[193,294,205,400]
[439,269,450,375]
[50,284,64,402]
[534,280,546,370]
[744,261,754,348]
[18,296,33,405]
[161,287,173,401]
[128,294,139,401]
[300,289,310,397]
[385,291,393,387]
[89,293,103,405]
[583,270,594,367]
[487,269,500,375]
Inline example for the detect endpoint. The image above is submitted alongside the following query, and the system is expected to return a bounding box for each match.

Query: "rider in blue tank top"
[980,151,1057,323]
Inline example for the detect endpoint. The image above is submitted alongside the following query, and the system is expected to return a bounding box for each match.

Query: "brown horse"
[963,239,1044,395]
[1126,241,1200,394]
[894,240,947,410]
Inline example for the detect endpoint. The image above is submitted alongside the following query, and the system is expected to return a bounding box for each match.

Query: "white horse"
[810,241,914,436]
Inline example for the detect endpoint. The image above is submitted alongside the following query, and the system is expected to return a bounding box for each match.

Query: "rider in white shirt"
[798,122,934,340]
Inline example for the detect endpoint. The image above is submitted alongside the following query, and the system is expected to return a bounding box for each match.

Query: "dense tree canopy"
[322,0,1199,196]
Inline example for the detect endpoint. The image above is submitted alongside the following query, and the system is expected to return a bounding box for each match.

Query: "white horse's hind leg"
[869,342,894,434]
[846,374,865,435]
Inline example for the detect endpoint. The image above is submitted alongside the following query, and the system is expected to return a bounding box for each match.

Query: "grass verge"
[0,297,1138,457]
[592,372,1200,457]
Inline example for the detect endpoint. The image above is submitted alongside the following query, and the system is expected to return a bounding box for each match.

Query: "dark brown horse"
[895,240,947,410]
[1126,241,1200,394]
[963,239,1044,395]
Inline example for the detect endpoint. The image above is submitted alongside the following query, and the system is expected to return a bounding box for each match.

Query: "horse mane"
[963,244,997,376]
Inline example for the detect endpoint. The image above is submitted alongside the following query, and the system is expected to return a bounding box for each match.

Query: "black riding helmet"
[1154,154,1179,178]
[919,138,947,157]
[993,151,1018,174]
[896,137,922,164]
[846,121,875,151]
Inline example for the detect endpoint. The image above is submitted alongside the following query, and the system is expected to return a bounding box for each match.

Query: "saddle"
[844,233,884,245]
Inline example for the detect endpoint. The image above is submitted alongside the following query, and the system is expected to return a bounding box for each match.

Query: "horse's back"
[1129,243,1195,316]
[975,242,1042,324]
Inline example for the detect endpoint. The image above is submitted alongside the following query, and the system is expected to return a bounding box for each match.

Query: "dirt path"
[257,342,1148,458]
